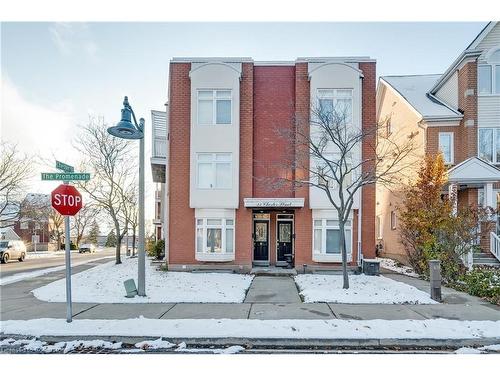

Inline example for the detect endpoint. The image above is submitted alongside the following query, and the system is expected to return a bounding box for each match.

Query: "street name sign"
[56,160,74,173]
[41,172,90,181]
[51,184,83,216]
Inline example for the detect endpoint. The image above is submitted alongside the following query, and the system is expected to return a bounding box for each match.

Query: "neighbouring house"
[14,193,52,251]
[150,109,168,242]
[376,21,500,267]
[155,56,377,272]
[0,227,20,241]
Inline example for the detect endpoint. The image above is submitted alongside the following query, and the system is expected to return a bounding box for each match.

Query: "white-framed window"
[314,152,354,189]
[20,221,28,230]
[196,153,232,189]
[390,211,397,230]
[438,132,454,164]
[478,128,500,164]
[196,218,234,254]
[317,89,353,125]
[313,219,352,255]
[197,90,232,125]
[478,48,500,95]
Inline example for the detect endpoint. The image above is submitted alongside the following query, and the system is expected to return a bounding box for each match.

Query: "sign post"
[42,161,87,323]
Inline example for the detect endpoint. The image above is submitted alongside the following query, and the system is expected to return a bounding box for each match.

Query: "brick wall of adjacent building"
[235,62,254,268]
[293,62,314,267]
[458,61,478,160]
[359,62,377,259]
[168,62,195,265]
[253,66,296,198]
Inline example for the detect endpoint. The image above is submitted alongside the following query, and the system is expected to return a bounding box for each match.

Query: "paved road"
[0,247,116,278]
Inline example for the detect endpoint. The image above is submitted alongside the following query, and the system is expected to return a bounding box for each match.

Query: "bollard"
[429,260,442,302]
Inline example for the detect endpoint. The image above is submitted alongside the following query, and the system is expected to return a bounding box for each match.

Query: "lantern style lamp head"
[107,96,144,140]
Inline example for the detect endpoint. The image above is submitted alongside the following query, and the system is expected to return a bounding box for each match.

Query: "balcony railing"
[151,110,167,160]
[490,232,500,262]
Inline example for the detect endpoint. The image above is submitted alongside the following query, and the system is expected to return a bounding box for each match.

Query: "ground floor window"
[196,218,234,254]
[313,219,352,255]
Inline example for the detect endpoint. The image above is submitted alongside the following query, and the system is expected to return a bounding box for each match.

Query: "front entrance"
[253,220,269,264]
[252,212,295,267]
[277,219,293,263]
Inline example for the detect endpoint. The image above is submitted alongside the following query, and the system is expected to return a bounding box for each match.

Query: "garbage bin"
[363,259,380,276]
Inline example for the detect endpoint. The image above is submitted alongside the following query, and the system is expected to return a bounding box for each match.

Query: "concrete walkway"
[244,276,301,303]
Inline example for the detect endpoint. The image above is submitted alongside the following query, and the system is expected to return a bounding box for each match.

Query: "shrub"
[455,266,500,305]
[154,240,165,260]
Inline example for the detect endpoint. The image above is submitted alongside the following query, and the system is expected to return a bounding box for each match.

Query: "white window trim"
[196,153,232,190]
[197,89,232,125]
[478,128,500,164]
[312,218,352,263]
[195,217,235,262]
[390,211,397,230]
[438,132,454,165]
[478,61,500,96]
[316,88,354,125]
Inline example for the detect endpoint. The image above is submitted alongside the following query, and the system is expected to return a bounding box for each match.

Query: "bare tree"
[0,142,33,228]
[263,100,417,288]
[123,190,139,256]
[71,203,99,247]
[75,117,137,264]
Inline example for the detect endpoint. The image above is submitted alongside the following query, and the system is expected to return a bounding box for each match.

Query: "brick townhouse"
[152,56,377,272]
[376,22,500,267]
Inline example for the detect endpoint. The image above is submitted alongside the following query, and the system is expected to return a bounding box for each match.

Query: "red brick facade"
[167,59,376,271]
[359,62,377,259]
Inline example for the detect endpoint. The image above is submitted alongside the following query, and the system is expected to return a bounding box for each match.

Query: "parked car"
[78,243,96,253]
[0,240,27,263]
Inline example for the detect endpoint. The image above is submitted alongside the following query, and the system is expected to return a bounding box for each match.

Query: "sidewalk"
[1,265,499,321]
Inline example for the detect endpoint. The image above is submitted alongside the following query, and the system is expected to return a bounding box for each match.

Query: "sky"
[0,22,487,225]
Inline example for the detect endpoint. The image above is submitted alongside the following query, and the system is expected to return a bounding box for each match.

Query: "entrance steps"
[473,252,500,267]
[251,267,297,276]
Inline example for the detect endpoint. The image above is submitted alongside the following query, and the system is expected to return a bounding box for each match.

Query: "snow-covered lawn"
[0,256,115,286]
[377,257,419,278]
[32,257,253,303]
[1,317,499,340]
[294,274,437,304]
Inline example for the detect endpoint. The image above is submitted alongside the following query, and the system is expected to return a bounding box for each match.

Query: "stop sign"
[51,184,83,216]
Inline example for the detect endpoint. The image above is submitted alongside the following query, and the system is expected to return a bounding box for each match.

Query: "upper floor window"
[198,90,232,125]
[196,153,232,189]
[478,128,500,164]
[478,48,500,95]
[438,132,454,165]
[317,89,353,125]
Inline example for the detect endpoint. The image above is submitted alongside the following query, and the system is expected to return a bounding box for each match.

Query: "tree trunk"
[114,221,121,265]
[132,229,136,257]
[339,221,349,289]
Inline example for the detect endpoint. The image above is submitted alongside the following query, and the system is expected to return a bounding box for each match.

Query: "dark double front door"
[277,221,293,262]
[253,219,293,263]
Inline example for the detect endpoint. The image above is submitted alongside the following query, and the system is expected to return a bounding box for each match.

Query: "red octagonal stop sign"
[51,184,83,216]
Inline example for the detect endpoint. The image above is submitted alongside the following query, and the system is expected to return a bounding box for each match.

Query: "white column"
[448,183,458,216]
[484,182,494,209]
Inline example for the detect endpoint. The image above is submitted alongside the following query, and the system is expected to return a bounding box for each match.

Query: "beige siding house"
[376,22,500,267]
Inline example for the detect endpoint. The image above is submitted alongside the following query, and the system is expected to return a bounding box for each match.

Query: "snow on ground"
[0,256,115,286]
[0,336,244,354]
[26,252,65,259]
[294,274,436,304]
[377,257,419,278]
[32,257,254,303]
[2,317,499,340]
[454,344,500,354]
[0,337,122,353]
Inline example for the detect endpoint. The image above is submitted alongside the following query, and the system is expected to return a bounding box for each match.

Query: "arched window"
[479,47,500,95]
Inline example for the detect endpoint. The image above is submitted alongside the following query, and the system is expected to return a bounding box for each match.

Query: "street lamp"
[107,96,146,297]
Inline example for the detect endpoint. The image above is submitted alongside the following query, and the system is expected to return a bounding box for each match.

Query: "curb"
[10,334,499,349]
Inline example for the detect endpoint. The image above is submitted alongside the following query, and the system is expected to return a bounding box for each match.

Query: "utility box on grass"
[363,259,380,276]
